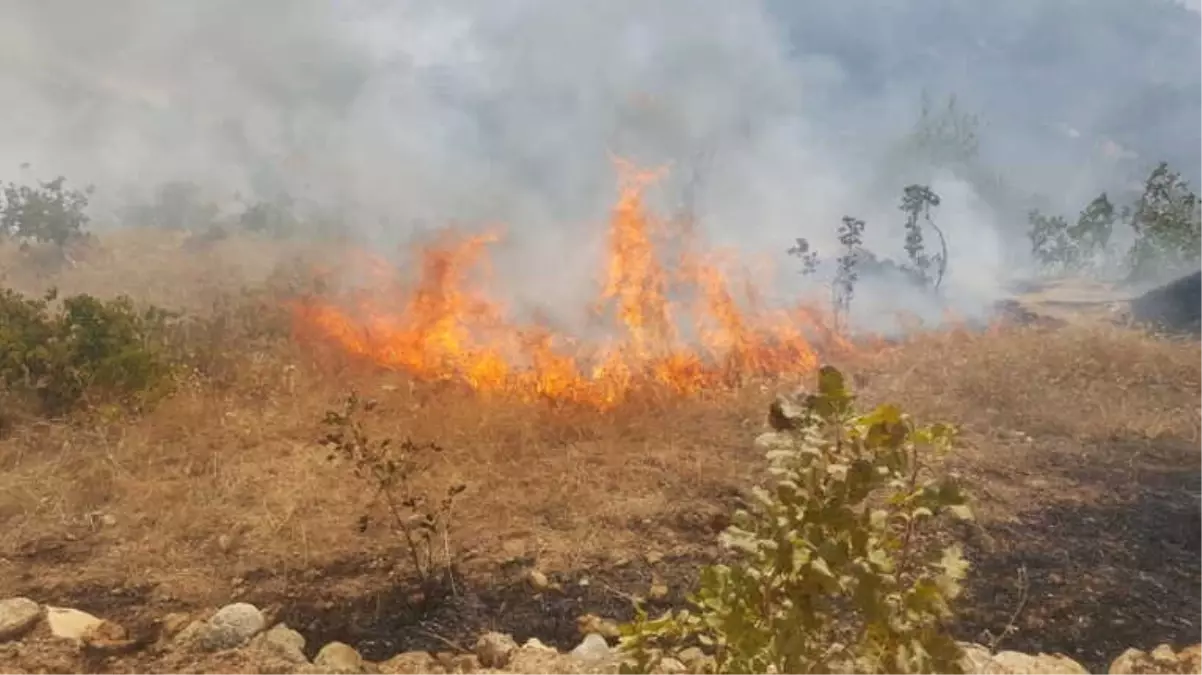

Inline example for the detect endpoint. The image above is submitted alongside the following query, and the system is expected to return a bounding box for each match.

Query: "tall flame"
[293,159,844,408]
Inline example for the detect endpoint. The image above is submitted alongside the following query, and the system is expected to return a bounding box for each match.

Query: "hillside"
[0,227,1198,674]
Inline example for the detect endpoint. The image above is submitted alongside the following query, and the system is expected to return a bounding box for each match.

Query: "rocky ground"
[1,596,1199,674]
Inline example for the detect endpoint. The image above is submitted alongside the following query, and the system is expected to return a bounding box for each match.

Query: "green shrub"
[0,288,175,416]
[0,176,92,248]
[1028,162,1200,280]
[620,366,973,674]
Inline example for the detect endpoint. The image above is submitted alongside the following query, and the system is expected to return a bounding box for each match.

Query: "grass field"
[0,224,1198,673]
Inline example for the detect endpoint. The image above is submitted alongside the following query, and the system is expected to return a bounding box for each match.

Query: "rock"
[44,607,104,641]
[474,631,518,668]
[1110,644,1202,674]
[570,633,613,664]
[986,650,1088,674]
[576,613,621,640]
[176,603,265,651]
[80,619,131,652]
[522,637,558,654]
[527,569,551,591]
[377,653,444,672]
[645,551,664,565]
[958,642,994,672]
[0,598,42,642]
[159,612,193,641]
[247,623,308,664]
[314,641,364,673]
[648,580,670,600]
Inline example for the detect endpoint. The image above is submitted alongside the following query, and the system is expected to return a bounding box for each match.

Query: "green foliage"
[319,393,467,590]
[1,176,92,247]
[790,185,945,329]
[0,288,175,416]
[1126,162,1201,281]
[620,366,973,674]
[1028,193,1124,275]
[900,185,947,290]
[833,216,866,328]
[1029,163,1199,280]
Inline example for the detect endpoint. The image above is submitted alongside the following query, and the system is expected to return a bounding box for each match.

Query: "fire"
[292,159,849,408]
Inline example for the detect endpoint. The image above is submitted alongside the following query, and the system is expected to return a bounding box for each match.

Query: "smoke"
[0,0,1197,331]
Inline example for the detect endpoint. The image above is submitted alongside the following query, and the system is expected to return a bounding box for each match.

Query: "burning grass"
[291,160,854,410]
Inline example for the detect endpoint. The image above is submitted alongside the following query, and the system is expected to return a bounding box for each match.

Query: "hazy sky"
[0,0,1197,319]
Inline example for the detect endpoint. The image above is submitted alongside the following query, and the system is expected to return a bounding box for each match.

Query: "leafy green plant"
[620,366,973,674]
[0,288,175,415]
[1,176,93,249]
[320,393,467,591]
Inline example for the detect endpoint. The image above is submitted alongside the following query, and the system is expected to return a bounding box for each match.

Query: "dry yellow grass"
[0,231,1198,672]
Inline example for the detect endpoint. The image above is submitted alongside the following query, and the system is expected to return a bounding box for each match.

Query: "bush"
[0,176,92,248]
[0,288,175,416]
[1028,162,1200,281]
[620,366,973,674]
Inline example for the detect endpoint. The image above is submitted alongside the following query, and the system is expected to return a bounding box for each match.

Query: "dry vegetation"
[0,228,1199,673]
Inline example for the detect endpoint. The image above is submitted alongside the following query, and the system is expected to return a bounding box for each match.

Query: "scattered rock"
[1109,643,1202,674]
[474,631,518,668]
[521,637,558,654]
[175,602,265,652]
[648,579,670,600]
[570,633,613,664]
[644,550,664,565]
[158,612,193,642]
[990,648,1096,672]
[314,641,364,673]
[0,598,42,642]
[377,653,444,672]
[956,638,1091,672]
[527,569,551,591]
[576,613,621,640]
[44,607,105,642]
[79,619,135,655]
[247,623,308,664]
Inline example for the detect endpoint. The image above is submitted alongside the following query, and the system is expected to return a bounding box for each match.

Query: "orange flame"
[293,159,849,408]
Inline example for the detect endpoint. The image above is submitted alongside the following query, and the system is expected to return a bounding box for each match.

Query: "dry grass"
[0,231,1198,671]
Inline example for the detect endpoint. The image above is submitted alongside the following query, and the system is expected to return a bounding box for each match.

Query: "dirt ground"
[1,232,1199,674]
